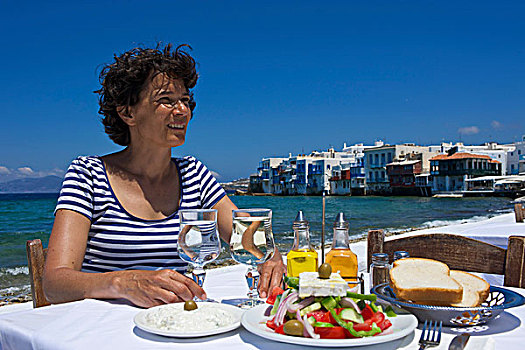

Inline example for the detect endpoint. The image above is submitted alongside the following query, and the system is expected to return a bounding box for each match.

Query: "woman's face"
[126,73,191,148]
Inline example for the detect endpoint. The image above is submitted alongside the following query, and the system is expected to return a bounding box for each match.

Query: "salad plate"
[134,302,244,338]
[241,304,418,347]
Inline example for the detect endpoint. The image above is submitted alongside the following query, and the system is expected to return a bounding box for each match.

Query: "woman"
[43,44,286,308]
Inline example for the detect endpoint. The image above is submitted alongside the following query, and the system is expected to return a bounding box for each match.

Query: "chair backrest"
[516,203,525,223]
[26,239,51,308]
[367,230,525,288]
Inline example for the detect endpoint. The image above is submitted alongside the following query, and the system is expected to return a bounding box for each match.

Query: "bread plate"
[372,283,525,326]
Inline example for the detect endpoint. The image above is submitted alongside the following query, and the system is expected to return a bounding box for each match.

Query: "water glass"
[230,208,275,308]
[177,209,220,301]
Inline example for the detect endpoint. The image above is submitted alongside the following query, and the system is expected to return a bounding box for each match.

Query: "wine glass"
[177,209,221,301]
[229,208,275,308]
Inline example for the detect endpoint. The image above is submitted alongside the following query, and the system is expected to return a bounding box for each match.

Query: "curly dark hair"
[95,43,198,146]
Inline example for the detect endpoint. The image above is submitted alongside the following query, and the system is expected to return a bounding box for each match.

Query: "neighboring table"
[0,265,523,350]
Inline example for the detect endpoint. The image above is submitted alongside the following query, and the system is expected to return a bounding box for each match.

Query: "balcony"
[368,163,385,169]
[434,169,500,176]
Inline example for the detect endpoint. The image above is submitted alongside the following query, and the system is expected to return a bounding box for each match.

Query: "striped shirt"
[55,156,226,273]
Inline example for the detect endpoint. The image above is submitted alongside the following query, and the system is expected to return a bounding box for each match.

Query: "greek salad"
[264,276,396,339]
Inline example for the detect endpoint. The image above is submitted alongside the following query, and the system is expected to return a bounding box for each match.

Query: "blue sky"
[0,1,524,181]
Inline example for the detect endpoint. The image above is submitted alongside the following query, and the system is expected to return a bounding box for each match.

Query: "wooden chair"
[26,239,51,308]
[516,203,525,223]
[367,229,525,288]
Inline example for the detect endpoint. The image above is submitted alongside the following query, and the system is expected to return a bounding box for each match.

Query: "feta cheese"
[144,303,235,332]
[299,272,350,298]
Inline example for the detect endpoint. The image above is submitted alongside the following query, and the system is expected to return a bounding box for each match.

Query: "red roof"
[430,152,494,161]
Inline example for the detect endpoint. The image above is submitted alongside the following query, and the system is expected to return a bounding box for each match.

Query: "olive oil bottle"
[325,212,358,287]
[286,211,318,277]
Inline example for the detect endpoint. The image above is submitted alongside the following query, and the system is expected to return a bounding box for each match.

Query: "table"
[0,264,523,350]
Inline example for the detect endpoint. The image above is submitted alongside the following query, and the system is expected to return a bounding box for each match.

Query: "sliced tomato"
[266,286,285,305]
[334,308,344,315]
[352,322,372,332]
[361,305,374,320]
[307,310,331,324]
[370,311,385,325]
[314,326,347,339]
[266,318,277,330]
[275,324,285,335]
[377,318,392,331]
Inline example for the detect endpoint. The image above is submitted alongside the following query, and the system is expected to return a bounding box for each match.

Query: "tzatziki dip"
[144,303,235,332]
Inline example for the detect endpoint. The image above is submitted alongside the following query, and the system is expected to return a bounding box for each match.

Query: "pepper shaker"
[369,253,390,292]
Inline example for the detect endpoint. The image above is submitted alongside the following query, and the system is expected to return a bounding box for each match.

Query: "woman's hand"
[112,269,206,308]
[257,248,286,298]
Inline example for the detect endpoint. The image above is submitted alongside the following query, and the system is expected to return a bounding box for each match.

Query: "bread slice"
[389,258,463,305]
[449,270,490,307]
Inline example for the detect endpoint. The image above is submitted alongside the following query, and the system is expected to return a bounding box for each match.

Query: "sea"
[0,193,515,302]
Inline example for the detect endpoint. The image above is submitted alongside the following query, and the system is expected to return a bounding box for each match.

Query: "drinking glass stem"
[190,267,206,288]
[245,266,260,299]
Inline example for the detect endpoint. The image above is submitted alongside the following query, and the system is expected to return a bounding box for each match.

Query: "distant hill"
[0,176,63,193]
[0,175,250,194]
[220,178,249,194]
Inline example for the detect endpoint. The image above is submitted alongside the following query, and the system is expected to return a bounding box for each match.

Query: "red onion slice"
[275,292,298,326]
[302,314,320,339]
[340,297,361,314]
[288,296,315,313]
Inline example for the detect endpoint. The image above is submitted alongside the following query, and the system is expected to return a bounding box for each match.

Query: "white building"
[258,157,287,194]
[363,143,439,194]
[507,136,525,175]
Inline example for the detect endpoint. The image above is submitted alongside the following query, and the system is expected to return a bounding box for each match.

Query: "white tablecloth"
[1,264,524,350]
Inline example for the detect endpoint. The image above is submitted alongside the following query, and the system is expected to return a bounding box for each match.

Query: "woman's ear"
[117,106,135,126]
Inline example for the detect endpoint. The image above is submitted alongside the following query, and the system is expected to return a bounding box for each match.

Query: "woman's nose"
[173,100,189,115]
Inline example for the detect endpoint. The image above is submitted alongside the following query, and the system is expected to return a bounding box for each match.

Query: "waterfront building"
[430,151,502,193]
[465,175,525,197]
[507,136,525,175]
[385,153,424,196]
[257,157,287,194]
[363,142,438,195]
[329,163,352,195]
[349,156,366,195]
[307,154,344,195]
[328,143,369,196]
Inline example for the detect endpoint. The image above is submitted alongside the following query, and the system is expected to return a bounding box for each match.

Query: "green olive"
[183,300,198,311]
[318,263,332,279]
[283,319,304,337]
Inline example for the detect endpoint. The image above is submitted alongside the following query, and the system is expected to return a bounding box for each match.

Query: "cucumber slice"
[340,308,364,323]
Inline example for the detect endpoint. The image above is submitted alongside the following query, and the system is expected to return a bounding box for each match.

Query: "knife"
[449,333,470,350]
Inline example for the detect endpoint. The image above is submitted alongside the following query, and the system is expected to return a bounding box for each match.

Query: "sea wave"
[419,214,496,229]
[0,285,31,295]
[0,266,29,276]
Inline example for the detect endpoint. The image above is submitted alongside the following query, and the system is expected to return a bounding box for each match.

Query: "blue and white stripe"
[55,155,226,273]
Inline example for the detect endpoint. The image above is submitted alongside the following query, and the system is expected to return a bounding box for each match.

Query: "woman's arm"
[213,196,286,298]
[43,209,206,307]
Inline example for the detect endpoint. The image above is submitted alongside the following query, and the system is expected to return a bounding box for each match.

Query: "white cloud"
[458,126,479,135]
[491,120,502,129]
[0,166,10,174]
[17,167,35,175]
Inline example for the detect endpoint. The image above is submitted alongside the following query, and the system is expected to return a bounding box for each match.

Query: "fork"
[419,320,442,349]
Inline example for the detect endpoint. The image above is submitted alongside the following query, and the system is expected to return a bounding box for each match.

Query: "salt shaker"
[369,253,390,291]
[393,251,409,262]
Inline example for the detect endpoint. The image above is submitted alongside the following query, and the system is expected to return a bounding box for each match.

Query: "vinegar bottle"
[286,211,318,277]
[325,212,358,287]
